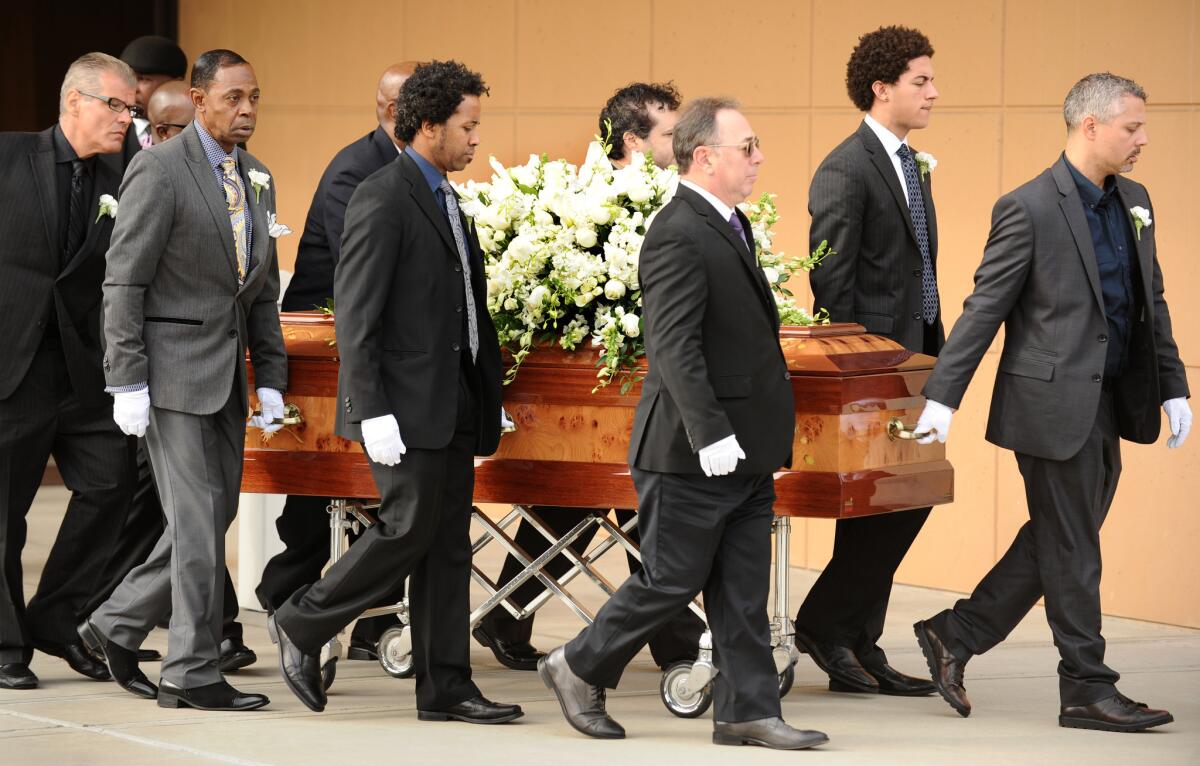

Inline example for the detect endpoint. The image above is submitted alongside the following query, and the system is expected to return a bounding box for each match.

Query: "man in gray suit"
[912,73,1190,732]
[80,49,287,713]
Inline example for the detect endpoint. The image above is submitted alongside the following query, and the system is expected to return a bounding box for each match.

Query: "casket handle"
[887,417,930,442]
[249,402,305,427]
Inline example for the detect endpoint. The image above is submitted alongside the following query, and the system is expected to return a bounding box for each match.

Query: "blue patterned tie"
[896,144,939,324]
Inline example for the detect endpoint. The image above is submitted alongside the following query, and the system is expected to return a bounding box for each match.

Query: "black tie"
[65,159,87,264]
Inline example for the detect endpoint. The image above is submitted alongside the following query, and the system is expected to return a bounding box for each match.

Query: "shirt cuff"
[105,382,148,393]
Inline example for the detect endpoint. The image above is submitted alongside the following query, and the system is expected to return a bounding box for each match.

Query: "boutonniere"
[267,212,292,238]
[914,151,937,182]
[95,194,118,222]
[246,169,270,203]
[1129,206,1152,241]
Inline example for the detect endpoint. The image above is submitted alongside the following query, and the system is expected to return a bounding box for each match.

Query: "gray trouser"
[93,386,244,687]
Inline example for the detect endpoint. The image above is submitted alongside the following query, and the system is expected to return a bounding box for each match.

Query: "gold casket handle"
[249,402,305,427]
[887,417,931,442]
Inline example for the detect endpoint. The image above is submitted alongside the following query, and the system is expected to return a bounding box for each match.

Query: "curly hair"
[599,81,682,161]
[395,60,489,143]
[845,26,934,112]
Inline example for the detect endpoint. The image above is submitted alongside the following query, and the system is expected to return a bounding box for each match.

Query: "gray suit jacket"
[102,123,287,415]
[923,156,1189,461]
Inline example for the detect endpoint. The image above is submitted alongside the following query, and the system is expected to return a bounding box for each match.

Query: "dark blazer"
[282,126,398,312]
[0,126,124,407]
[334,151,503,455]
[809,120,943,353]
[627,184,795,474]
[923,156,1189,461]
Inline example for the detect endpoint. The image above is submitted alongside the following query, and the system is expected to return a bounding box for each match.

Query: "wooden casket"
[243,313,953,518]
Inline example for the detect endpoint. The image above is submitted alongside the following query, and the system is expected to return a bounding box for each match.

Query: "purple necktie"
[727,211,750,253]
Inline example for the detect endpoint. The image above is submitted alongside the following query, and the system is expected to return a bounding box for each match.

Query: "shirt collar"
[51,123,84,165]
[680,179,736,223]
[863,114,909,157]
[405,146,446,194]
[194,119,237,170]
[1063,152,1116,207]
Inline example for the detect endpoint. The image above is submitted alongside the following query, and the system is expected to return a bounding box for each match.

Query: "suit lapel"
[182,126,240,281]
[1114,181,1154,310]
[60,151,122,280]
[918,152,938,259]
[29,130,60,263]
[1051,159,1105,316]
[401,154,459,259]
[679,187,775,318]
[238,156,270,279]
[858,123,919,245]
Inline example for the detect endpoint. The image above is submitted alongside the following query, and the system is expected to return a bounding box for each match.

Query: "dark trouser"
[0,335,135,664]
[931,390,1122,706]
[275,373,481,711]
[566,468,780,723]
[256,494,402,644]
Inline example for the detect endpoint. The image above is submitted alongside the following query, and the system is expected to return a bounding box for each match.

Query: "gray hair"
[1063,72,1147,131]
[60,52,135,113]
[673,96,740,173]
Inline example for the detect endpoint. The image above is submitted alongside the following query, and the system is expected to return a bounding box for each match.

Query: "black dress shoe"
[913,619,970,717]
[218,637,257,673]
[418,695,524,724]
[794,628,878,693]
[77,618,157,700]
[346,637,379,662]
[472,624,545,671]
[158,679,269,711]
[1060,694,1173,732]
[537,647,624,739]
[269,613,326,712]
[136,649,163,662]
[713,717,829,750]
[0,663,38,690]
[860,659,936,696]
[35,640,111,681]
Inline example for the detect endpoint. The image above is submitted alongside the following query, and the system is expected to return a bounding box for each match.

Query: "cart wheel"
[777,663,795,697]
[321,657,337,690]
[378,625,415,679]
[660,660,713,718]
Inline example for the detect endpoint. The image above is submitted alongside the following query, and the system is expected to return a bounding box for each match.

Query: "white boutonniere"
[95,194,118,222]
[1129,205,1152,241]
[267,212,292,238]
[246,169,270,203]
[914,151,937,182]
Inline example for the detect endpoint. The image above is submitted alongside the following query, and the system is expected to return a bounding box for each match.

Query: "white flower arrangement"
[247,169,270,203]
[914,151,937,181]
[1129,205,1152,241]
[95,193,118,222]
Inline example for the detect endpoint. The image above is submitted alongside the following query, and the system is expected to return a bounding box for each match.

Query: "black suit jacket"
[283,126,398,311]
[923,156,1189,461]
[627,184,795,474]
[809,121,944,353]
[0,126,124,407]
[334,152,503,455]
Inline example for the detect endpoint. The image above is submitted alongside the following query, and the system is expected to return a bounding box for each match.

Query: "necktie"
[896,144,939,324]
[220,157,250,285]
[64,159,87,264]
[439,179,479,362]
[727,210,750,253]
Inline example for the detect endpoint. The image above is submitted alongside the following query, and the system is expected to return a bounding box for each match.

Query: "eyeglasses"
[705,135,761,157]
[154,122,189,140]
[78,91,134,115]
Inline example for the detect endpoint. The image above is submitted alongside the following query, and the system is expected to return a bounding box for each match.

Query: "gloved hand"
[915,399,954,445]
[1163,397,1192,449]
[500,407,515,432]
[248,387,285,434]
[113,388,151,437]
[698,434,745,477]
[361,414,406,466]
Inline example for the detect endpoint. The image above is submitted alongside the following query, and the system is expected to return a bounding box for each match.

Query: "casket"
[243,313,953,518]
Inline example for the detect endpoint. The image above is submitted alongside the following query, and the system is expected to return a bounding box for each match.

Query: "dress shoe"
[136,649,162,662]
[0,663,38,690]
[794,628,878,693]
[473,624,545,671]
[35,640,111,681]
[860,659,936,696]
[158,679,269,711]
[77,618,157,700]
[1059,693,1173,732]
[537,647,624,739]
[418,695,524,724]
[913,619,970,717]
[346,637,379,661]
[713,717,829,750]
[218,637,257,672]
[269,613,326,712]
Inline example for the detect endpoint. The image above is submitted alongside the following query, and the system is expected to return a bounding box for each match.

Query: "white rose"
[526,285,549,308]
[626,182,652,204]
[620,313,641,337]
[762,266,779,285]
[503,297,519,311]
[604,279,626,300]
[575,227,598,249]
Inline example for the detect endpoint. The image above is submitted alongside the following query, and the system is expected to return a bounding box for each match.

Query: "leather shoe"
[860,659,936,696]
[0,663,38,690]
[418,695,524,724]
[538,646,624,739]
[346,637,379,662]
[473,624,545,671]
[794,628,878,693]
[35,640,111,681]
[218,637,257,672]
[1059,693,1173,732]
[158,679,269,711]
[913,619,970,717]
[136,649,162,662]
[713,717,829,750]
[269,613,326,712]
[77,618,157,700]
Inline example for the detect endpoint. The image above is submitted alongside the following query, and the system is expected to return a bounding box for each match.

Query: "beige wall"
[181,0,1200,627]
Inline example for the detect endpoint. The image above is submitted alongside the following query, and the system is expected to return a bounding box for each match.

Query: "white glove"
[249,387,285,434]
[500,407,515,432]
[1163,397,1192,449]
[361,414,406,466]
[112,389,151,437]
[698,434,745,477]
[915,399,954,445]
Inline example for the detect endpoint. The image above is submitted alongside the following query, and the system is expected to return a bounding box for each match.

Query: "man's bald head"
[376,61,419,145]
[146,79,195,144]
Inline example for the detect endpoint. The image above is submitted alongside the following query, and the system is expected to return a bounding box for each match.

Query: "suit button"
[228,329,237,338]
[783,371,791,381]
[1092,374,1102,383]
[1098,334,1107,342]
[912,268,921,277]
[36,320,46,328]
[452,343,461,352]
[454,265,462,273]
[912,312,921,321]
[455,305,463,313]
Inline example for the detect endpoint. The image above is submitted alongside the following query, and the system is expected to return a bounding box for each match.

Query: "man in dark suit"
[793,26,940,697]
[271,60,523,725]
[0,53,138,689]
[539,98,826,750]
[119,35,188,161]
[912,73,1189,733]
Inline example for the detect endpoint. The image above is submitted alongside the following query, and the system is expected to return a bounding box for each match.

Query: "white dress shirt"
[863,114,911,205]
[680,179,736,223]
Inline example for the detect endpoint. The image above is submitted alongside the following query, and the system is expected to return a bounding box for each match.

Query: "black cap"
[120,35,187,78]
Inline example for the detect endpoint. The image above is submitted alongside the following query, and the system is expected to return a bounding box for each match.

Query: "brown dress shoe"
[913,620,970,717]
[1059,694,1173,732]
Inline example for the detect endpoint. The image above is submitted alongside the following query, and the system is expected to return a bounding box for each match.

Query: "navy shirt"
[405,145,449,215]
[1064,154,1139,378]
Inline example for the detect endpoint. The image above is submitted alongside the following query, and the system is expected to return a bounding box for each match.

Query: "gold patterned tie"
[220,157,249,284]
